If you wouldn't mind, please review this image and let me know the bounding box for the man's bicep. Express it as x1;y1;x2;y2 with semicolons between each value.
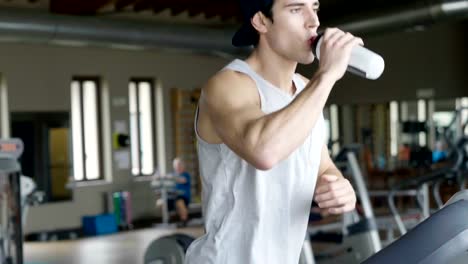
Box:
203;73;264;153
210;106;260;140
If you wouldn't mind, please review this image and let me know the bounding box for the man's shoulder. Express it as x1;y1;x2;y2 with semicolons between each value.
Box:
202;68;258;104
206;68;256;90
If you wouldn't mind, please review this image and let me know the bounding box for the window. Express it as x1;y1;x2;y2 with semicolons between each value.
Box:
329;104;340;156
433;111;454;127
389;101;399;157
129;79;156;176
0;74;9;138
460;97;468;136
71;78;103;181
417;99;427;146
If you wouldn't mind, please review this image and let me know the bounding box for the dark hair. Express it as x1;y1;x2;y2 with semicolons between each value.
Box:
252;1;275;46
262;2;274;20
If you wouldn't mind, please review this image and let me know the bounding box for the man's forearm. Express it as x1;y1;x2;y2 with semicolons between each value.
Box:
320;163;344;179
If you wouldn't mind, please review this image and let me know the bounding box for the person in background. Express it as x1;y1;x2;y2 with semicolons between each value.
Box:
170;157;191;226
432;139;448;163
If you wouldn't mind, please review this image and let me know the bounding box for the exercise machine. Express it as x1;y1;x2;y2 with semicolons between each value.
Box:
0;138;25;264
302;145;381;264
143;233;194;264
364;190;468;263
432;107;468;209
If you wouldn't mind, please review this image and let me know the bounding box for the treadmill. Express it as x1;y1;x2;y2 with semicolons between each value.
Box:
363;190;468;263
302;144;468;264
0;139;24;264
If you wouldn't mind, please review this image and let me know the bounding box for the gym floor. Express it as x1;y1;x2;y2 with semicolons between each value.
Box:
24;227;204;264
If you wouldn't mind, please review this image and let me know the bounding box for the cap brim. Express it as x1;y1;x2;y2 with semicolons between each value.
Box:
232;23;257;47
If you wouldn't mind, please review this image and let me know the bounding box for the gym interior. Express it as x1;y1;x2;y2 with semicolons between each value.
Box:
0;0;467;264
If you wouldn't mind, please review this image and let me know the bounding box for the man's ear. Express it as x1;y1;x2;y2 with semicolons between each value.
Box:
251;11;270;34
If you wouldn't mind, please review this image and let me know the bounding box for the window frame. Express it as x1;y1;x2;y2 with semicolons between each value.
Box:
129;78;157;177
71;76;104;182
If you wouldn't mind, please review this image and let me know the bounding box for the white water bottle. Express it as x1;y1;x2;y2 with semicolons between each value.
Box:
312;34;385;80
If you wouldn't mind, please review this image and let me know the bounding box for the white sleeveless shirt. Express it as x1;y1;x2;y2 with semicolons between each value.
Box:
185;59;326;264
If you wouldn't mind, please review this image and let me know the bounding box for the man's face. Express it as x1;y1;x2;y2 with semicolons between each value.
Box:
263;0;320;64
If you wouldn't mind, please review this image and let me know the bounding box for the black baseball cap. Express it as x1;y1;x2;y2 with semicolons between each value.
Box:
232;0;274;47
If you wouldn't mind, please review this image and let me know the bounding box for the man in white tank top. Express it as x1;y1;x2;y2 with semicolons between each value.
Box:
186;0;363;263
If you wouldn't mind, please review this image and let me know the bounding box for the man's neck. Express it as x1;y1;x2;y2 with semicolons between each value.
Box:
245;48;298;96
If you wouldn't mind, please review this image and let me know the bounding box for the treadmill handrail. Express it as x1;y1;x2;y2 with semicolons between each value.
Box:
388;167;455;235
390;167;454;192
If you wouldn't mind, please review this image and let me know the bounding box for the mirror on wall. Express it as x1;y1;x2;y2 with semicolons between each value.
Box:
323;97;468;171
